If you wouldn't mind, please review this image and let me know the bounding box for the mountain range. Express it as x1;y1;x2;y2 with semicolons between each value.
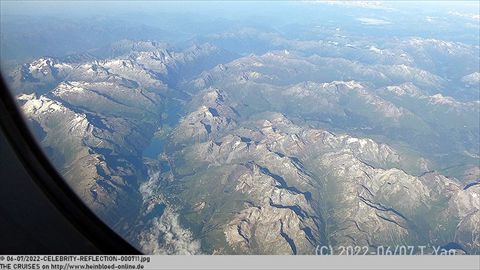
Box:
5;32;479;255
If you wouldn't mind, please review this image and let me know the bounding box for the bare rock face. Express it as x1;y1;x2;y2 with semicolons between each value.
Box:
170;86;479;253
224;163;319;254
318;153;425;247
173;88;237;143
282;81;411;120
225;206;313;254
445;184;480;252
17;93;145;225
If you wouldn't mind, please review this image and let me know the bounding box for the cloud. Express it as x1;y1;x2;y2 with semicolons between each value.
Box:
449;11;480;21
305;1;393;10
357;17;392;25
138;206;202;255
137;168;202;255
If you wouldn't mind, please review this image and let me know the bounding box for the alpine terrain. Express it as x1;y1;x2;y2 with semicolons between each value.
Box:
1;1;479;255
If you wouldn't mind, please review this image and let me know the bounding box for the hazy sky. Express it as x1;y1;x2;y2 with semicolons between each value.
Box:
1;1;479;19
1;0;478;63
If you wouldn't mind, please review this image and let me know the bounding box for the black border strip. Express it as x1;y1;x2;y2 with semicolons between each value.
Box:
0;74;140;254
